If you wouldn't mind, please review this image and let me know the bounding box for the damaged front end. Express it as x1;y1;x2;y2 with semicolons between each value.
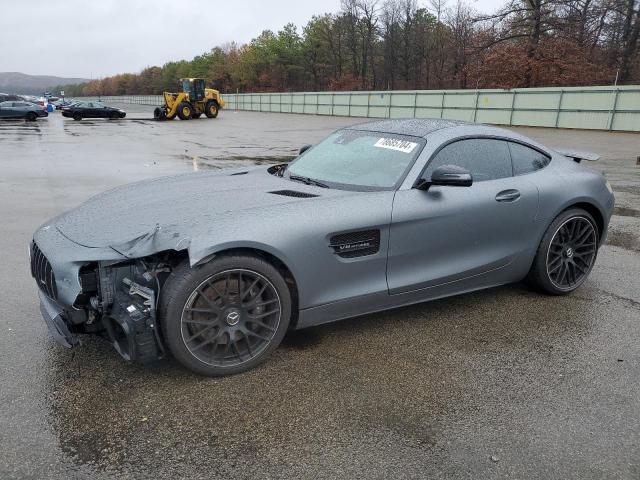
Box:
31;235;180;363
86;258;171;362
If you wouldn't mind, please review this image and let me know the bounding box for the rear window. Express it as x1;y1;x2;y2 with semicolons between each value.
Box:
508;142;551;175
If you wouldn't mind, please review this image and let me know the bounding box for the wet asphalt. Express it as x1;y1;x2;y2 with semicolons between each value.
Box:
1;105;639;479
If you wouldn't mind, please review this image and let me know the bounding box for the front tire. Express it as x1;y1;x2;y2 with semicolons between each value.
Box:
73;113;82;121
159;255;292;376
527;208;598;295
177;102;192;120
153;107;164;120
26;112;37;121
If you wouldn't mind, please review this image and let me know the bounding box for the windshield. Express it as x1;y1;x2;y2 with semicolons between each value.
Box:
286;130;425;190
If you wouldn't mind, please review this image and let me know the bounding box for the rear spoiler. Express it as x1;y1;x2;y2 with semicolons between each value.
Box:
555;148;600;163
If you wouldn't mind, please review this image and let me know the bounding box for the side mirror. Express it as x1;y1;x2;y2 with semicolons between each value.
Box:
299;144;312;155
415;164;473;190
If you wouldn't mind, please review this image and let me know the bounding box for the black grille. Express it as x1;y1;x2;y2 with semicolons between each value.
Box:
330;229;380;258
30;242;58;300
269;190;318;198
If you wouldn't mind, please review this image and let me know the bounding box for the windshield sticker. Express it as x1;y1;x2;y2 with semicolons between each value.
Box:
374;137;418;154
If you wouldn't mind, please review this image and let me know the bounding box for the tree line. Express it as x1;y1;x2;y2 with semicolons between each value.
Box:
53;0;639;96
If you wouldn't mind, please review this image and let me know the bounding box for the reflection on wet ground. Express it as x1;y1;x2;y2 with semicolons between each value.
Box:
41;284;638;478
607;229;640;251
1;105;639;479
614;206;640;218
182;154;296;170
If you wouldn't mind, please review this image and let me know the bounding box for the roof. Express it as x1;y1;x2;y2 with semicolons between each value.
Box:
348;118;469;138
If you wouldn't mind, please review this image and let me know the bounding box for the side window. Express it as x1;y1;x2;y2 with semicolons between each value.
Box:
508;142;550;175
423;138;512;182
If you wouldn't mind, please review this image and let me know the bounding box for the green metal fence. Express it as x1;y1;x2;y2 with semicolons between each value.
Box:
84;85;640;131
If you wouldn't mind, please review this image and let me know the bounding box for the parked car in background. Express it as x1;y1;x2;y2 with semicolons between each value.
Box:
54;99;76;110
61;101;126;120
59;101;80;111
20;95;45;106
0;101;48;121
0;93;26;103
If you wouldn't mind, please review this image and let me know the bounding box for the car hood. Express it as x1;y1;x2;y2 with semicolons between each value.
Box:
52;167;337;253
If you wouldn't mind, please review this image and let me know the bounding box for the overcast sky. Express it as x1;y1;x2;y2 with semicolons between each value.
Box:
2;0;505;79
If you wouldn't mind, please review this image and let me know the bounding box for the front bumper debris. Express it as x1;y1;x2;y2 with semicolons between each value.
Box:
38;290;79;349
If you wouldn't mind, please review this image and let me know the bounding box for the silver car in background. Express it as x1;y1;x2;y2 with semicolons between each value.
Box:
30;119;614;376
0;100;48;121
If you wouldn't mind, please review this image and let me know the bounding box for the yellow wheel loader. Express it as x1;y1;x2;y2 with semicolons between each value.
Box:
153;78;225;121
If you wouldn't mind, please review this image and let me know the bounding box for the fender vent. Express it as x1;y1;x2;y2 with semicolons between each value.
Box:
269;190;318;198
330;230;380;258
229;171;248;176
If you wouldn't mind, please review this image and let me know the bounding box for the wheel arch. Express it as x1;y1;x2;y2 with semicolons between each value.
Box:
524;198;607;279
559;200;606;245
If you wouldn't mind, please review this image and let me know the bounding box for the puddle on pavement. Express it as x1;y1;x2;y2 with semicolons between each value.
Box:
614;185;640;196
613;206;640;218
606;229;640;251
0;122;42;139
40;283;608;477
179;154;295;170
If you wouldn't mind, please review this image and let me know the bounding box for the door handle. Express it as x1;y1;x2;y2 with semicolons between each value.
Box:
495;189;521;202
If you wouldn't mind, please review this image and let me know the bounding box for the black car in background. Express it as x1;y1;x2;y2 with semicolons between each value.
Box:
61;101;126;120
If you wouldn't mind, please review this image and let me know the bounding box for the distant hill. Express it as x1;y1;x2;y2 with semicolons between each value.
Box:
0;72;89;95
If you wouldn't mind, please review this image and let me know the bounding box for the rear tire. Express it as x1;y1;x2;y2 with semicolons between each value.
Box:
177;102;192;120
158;255;292;376
526;208;599;295
204;100;219;118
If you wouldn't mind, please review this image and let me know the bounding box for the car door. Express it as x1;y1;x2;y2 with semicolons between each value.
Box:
10;102;24;118
94;102;107;118
84;102;95;117
386;137;539;294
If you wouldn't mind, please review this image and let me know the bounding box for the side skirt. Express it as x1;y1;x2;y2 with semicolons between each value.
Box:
296;264;522;330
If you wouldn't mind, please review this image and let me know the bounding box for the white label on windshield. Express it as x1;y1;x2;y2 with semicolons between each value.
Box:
374;137;418;154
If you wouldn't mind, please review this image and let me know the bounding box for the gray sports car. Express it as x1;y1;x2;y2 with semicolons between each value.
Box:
31;119;614;376
0;100;48;121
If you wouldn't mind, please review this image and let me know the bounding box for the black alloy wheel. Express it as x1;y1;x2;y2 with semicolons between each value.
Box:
180;269;281;367
527;208;599;295
159;255;292;376
546;216;597;291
